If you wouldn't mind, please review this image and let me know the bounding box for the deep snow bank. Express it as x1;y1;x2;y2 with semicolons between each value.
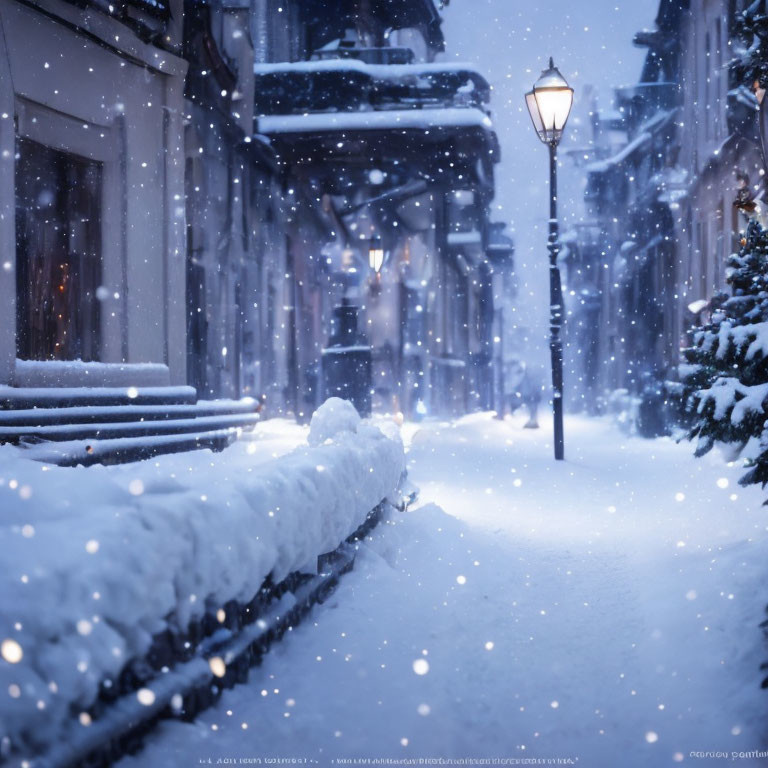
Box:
124;412;768;768
0;399;404;752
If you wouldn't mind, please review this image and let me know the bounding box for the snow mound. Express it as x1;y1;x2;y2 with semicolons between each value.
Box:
308;397;361;447
0;407;404;754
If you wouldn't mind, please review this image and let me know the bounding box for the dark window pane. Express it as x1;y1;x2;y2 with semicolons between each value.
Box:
15;137;102;362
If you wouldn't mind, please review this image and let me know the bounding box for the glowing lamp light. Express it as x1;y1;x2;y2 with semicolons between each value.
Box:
368;236;385;273
525;58;574;146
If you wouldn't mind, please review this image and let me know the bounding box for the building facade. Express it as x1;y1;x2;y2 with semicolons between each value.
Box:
0;0;515;423
182;0;294;407
0;0;188;389
253;22;511;418
565;0;763;415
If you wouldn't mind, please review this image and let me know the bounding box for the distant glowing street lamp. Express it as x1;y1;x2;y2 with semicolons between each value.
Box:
368;235;385;274
525;57;573;461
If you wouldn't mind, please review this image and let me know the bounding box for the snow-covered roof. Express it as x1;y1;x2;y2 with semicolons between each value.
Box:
586;131;652;173
586;110;675;174
620;240;637;253
257;107;493;136
658;186;688;206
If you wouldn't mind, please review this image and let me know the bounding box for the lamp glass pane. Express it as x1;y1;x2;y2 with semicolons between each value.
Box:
525;91;545;139
554;87;574;129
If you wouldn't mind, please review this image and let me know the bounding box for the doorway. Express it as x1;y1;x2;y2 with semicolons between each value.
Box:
15;137;102;362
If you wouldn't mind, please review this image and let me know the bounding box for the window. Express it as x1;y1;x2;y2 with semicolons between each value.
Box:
716;17;723;140
15;138;102;361
705;30;711;142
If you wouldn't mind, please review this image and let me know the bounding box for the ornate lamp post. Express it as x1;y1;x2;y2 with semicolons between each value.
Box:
525;57;573;461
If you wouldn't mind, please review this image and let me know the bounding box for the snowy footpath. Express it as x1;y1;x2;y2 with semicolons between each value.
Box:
120;412;768;768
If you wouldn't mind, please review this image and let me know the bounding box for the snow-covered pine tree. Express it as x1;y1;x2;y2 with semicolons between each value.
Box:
682;218;768;491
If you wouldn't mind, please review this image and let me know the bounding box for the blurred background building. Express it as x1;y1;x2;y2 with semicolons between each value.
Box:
562;0;764;420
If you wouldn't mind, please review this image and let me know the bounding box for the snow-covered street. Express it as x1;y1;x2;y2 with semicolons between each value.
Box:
120;414;768;767
7;0;768;764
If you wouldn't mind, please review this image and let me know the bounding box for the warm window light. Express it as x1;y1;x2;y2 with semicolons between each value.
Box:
525;57;574;145
368;236;385;273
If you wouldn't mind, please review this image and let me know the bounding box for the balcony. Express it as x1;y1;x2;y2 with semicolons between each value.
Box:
253;52;491;117
252;48;497;192
313;44;416;66
76;0;170;21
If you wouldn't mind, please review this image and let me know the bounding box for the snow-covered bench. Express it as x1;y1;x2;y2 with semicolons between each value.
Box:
0;398;406;767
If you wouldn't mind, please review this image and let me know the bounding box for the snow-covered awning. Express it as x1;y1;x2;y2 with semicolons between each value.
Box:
253;59;489;86
586;131;652;174
447;230;483;247
256;101;498;196
253;57;490;118
256;107;493;136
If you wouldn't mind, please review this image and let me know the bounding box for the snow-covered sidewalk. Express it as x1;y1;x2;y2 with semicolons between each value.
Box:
120;412;768;767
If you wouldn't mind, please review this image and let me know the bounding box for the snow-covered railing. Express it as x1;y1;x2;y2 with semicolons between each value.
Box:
252;58;491;117
11;361;173;389
0;399;406;767
257;107;494;137
253;58;489;83
0;387;264;466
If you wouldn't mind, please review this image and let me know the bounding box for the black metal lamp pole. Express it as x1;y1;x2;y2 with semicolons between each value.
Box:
754;83;768;179
548;141;565;460
525;57;573;461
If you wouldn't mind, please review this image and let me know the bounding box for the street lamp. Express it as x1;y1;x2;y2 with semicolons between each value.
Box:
525;57;573;461
368;235;385;273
